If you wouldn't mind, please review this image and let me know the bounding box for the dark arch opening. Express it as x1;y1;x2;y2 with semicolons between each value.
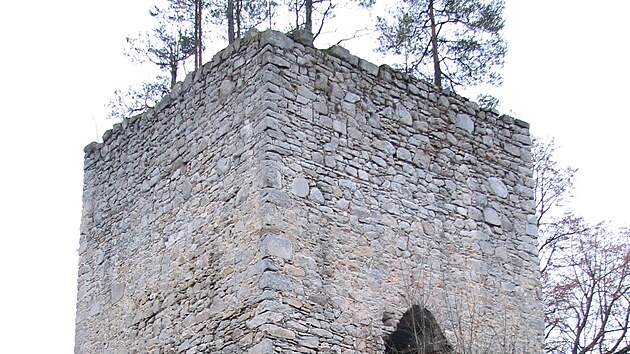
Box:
384;305;453;354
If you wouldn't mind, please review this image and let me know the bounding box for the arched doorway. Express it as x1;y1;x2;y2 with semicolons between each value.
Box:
384;305;453;354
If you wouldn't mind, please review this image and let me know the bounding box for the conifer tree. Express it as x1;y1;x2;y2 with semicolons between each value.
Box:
107;9;195;120
162;0;209;69
377;0;507;89
125;23;196;89
213;0;270;43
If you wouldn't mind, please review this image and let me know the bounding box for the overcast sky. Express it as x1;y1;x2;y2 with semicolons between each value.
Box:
0;0;628;352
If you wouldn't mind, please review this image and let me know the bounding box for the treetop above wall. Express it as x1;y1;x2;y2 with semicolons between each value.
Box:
85;28;526;161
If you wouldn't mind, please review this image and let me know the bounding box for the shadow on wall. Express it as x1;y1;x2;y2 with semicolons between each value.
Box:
384;305;454;354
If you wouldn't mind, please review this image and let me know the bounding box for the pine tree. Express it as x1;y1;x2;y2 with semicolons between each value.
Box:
378;0;507;89
163;0;209;69
213;0;270;44
125;22;196;88
107;8;195;120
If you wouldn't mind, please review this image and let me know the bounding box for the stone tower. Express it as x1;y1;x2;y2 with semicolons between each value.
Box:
76;30;544;353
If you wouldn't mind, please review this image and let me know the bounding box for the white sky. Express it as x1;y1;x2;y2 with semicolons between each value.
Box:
0;0;628;352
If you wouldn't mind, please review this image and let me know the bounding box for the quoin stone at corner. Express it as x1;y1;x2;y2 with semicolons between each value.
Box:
76;29;544;353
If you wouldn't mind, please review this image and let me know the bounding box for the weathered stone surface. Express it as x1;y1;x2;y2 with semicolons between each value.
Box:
246;311;284;329
261;168;282;188
259;272;293;291
180;179;193;199
111;283;124;303
396;103;413;125
77;29;542;354
344;92;361;103
216;157;230;174
260;30;293;49
249;339;273;354
454;113;474;133
309;187;325;205
262;51;290;68
488;177;509;198
299;336;320;348
290;29;313;46
219;80;236;98
359;59;379;76
260;235;293;260
262;324;296;339
236;185;249;204
483;207;502;226
328;45;359;66
396;147;412;161
413;150;431;167
291;176;310;197
527;223;538;237
89;303;100;317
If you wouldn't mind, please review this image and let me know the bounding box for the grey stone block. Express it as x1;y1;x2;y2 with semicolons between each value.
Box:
260;235;293;260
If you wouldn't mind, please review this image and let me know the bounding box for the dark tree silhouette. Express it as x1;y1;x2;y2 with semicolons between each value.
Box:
377;0;506;89
533;139;630;354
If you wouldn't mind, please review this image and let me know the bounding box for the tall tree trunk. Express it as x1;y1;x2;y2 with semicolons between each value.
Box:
268;0;272;28
227;0;235;44
428;0;442;88
305;0;313;32
170;64;177;88
295;0;299;29
236;0;242;39
198;0;203;68
194;0;200;68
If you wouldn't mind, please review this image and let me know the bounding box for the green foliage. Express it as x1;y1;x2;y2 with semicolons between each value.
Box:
377;0;507;89
161;0;211;24
107;4;197;120
476;93;499;110
125;21;196;88
210;0;272;42
157;0;212;69
107;76;170;120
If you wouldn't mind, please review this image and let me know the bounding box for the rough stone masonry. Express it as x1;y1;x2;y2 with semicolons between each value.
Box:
76;29;544;353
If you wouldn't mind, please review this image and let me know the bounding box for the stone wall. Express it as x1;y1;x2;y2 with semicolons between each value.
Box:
77;29;544;353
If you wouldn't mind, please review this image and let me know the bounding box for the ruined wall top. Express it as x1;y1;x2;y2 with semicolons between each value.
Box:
83;29;528;161
77;29;543;353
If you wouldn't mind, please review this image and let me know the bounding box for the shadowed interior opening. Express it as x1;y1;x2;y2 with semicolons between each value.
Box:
384;305;453;354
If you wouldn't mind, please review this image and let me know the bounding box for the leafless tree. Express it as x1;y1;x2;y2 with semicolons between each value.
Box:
544;227;629;354
287;0;374;42
533;138;581;273
534;138;630;354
